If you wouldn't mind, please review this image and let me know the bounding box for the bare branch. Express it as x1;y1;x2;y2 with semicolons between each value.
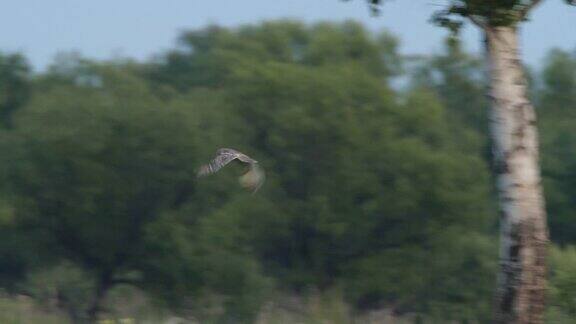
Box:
443;3;489;31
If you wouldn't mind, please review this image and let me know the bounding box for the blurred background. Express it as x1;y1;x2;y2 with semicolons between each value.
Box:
0;1;575;323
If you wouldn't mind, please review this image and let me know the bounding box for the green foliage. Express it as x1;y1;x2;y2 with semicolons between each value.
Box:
140;206;271;323
411;38;487;136
539;49;576;244
8;66;197;272
1;62;269;321
25;262;95;322
540;49;576;117
152;22;496;320
147;20;400;93
547;245;576;321
0;53;31;128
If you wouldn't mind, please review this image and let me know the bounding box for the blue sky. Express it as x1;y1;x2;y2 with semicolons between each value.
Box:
1;0;574;71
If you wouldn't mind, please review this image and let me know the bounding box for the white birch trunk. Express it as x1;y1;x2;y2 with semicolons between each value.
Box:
485;26;549;324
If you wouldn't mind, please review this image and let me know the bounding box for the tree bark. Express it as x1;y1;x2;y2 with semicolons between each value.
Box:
485;26;549;324
86;272;113;324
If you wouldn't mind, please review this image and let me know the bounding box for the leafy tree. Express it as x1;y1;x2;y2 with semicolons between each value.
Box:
149;21;495;320
3;62;270;322
25;261;95;322
147;20;400;93
7;67;195;321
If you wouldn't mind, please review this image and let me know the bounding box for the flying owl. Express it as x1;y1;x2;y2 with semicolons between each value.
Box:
197;148;265;193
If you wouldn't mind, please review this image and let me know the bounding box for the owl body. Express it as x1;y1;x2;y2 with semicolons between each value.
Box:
198;148;265;193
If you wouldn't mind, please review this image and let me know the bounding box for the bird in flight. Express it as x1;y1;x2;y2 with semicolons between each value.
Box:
197;148;265;193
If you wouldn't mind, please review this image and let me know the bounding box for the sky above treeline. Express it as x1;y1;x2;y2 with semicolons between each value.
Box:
1;0;574;71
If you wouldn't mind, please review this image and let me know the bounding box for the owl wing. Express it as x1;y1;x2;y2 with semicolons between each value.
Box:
197;150;240;177
197;148;257;177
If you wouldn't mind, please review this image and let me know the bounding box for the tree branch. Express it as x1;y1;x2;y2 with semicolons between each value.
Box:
520;0;544;20
467;14;489;31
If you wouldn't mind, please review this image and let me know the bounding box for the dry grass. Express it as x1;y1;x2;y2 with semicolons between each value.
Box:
0;289;469;324
0;293;68;324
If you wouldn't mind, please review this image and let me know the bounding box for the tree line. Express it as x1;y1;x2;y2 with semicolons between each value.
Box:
0;20;575;323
